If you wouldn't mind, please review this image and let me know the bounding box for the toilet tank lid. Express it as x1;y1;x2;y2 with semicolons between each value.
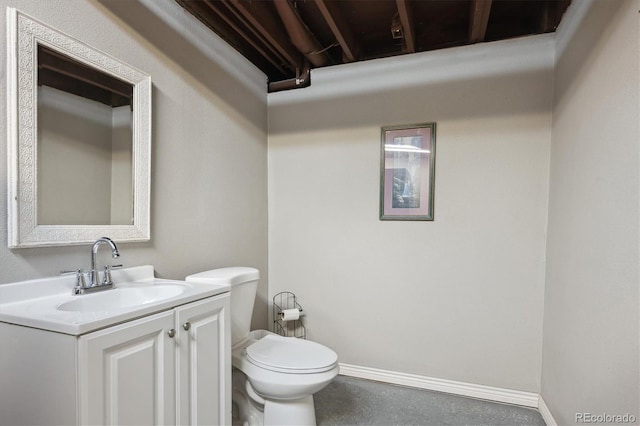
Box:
186;267;259;285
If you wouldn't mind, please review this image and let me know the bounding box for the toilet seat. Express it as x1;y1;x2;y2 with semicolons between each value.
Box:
246;335;338;374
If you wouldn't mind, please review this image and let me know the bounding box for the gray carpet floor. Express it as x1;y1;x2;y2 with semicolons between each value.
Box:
314;376;546;426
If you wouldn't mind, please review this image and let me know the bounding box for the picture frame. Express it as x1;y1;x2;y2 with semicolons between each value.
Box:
380;123;436;221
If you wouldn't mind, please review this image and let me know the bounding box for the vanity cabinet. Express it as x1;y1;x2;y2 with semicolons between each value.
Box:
0;293;230;426
80;310;176;424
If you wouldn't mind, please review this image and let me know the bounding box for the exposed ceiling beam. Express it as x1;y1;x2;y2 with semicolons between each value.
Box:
314;0;359;62
175;0;287;78
395;0;415;53
227;0;303;73
468;0;492;44
174;0;572;89
38;45;133;103
202;1;287;74
538;0;569;32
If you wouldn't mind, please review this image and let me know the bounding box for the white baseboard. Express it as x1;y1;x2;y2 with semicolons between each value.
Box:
338;363;540;408
538;396;558;426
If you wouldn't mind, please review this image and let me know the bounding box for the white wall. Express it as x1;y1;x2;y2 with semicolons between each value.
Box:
111;105;133;225
0;0;270;329
38;88;133;226
542;0;640;423
268;35;554;392
37;86;114;225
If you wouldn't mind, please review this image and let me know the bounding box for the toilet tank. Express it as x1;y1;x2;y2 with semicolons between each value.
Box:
185;267;260;346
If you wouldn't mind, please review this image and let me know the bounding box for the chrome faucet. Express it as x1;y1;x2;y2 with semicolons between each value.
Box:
89;237;120;286
62;237;122;295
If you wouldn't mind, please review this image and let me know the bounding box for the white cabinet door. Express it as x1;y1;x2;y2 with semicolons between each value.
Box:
175;295;230;426
78;310;176;426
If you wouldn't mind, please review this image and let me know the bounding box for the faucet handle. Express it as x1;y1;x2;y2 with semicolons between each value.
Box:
61;268;85;279
61;269;87;294
102;264;123;285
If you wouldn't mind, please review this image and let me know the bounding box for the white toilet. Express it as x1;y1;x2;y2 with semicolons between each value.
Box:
186;267;339;426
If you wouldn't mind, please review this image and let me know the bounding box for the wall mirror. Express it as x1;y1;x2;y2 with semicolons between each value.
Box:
7;8;151;248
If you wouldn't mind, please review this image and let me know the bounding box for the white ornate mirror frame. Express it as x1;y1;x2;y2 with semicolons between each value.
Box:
6;8;151;248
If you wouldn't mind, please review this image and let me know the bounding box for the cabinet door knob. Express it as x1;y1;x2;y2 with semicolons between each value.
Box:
183;322;191;331
167;328;176;338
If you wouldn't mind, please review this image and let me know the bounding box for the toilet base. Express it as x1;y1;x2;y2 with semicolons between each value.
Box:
264;395;316;426
233;370;317;426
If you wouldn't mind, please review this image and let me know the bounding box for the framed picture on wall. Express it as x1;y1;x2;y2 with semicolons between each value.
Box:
380;123;436;221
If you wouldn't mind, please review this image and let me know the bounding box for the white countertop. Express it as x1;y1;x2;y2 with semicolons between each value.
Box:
0;265;229;335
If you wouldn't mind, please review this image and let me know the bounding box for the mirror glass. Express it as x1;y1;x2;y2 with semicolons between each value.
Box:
37;45;134;226
7;9;151;247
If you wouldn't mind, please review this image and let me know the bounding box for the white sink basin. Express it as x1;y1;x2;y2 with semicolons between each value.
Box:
0;265;230;335
57;285;186;312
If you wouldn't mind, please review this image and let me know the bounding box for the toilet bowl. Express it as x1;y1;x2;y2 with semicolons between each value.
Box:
186;267;339;426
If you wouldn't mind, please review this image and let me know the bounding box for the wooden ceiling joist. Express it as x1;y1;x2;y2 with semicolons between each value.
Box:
174;0;571;88
396;0;416;53
202;1;287;74
38;45;132;107
227;0;303;72
538;0;570;32
468;0;493;44
314;0;359;62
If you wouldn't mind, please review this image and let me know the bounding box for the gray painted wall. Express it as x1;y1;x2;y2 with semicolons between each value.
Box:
110;105;134;225
0;0;270;329
543;0;639;423
268;35;554;393
37;87;115;225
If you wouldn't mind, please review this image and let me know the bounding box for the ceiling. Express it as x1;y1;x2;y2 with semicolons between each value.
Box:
175;0;572;92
